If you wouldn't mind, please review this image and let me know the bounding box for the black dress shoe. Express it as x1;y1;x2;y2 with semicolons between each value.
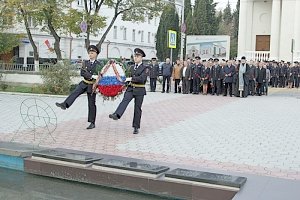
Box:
109;113;119;120
133;128;139;134
55;102;66;110
87;122;95;129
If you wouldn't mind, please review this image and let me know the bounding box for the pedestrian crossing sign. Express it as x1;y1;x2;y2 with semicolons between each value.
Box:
168;30;177;49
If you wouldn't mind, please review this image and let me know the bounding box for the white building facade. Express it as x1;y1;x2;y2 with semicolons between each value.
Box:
238;0;300;62
12;1;161;64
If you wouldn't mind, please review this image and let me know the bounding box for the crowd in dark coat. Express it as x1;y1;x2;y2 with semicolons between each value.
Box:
147;57;300;97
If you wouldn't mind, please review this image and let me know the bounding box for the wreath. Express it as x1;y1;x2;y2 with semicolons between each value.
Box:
97;61;126;100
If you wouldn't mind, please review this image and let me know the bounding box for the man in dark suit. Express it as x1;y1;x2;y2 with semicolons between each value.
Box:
192;56;202;94
248;60;257;96
109;48;148;134
210;58;222;96
55;45;100;129
222;60;235;97
149;57;159;92
256;62;266;96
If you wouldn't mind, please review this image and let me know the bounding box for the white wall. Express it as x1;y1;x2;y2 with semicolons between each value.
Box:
251;1;272;49
279;0;296;61
238;0;300;61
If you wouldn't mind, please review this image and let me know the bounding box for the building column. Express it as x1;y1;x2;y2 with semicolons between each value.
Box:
269;0;281;61
294;0;300;61
237;0;248;58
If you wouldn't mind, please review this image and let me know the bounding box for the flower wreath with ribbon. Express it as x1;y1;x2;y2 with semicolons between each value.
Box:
97;60;126;100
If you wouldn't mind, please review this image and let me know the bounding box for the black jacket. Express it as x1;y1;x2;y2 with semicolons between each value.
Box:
127;63;148;96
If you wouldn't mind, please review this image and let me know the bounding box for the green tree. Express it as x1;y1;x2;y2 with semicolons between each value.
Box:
156;4;180;62
193;0;207;35
233;0;240;38
0;2;21;56
205;0;218;35
184;0;192;20
218;2;232;36
231;0;240;58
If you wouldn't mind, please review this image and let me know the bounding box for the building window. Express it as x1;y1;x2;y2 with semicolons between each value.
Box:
148;32;151;43
132;29;136;42
28;16;36;28
77;0;83;6
148;17;151;24
141;31;144;42
123;27;127;40
154;17;157;26
113;26;117;39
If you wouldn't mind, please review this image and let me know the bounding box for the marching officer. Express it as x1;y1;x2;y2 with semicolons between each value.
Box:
55;45;100;129
109;48;148;134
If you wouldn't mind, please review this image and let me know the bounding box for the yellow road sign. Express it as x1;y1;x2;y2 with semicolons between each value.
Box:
168;30;177;49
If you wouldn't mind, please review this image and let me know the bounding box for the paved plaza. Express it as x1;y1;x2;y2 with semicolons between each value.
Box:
0;88;300;181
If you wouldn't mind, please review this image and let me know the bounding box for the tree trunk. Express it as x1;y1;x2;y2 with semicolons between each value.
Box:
96;15;118;51
46;13;62;60
20;7;39;69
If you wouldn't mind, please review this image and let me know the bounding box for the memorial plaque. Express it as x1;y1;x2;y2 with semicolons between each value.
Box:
165;168;247;188
0;141;42;157
94;159;169;174
32;149;102;164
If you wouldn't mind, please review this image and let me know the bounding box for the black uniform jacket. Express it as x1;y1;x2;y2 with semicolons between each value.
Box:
127;63;148;96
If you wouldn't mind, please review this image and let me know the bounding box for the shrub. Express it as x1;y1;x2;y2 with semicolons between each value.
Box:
40;61;77;95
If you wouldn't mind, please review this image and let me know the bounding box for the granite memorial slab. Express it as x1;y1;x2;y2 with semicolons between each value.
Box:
0;141;42;157
93;158;169;175
31;149;102;164
165;168;247;188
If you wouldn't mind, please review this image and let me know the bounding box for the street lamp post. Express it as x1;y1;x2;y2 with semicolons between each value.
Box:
180;0;185;60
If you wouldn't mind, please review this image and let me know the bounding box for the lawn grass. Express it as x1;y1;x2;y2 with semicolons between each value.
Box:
0;84;44;94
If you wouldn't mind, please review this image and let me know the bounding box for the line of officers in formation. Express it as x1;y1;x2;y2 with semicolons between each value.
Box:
147;56;300;97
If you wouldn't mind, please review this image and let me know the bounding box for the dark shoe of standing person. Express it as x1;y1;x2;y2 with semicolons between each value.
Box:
133;127;139;134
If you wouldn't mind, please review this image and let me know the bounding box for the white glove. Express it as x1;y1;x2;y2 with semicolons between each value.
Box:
125;77;132;82
92;75;98;79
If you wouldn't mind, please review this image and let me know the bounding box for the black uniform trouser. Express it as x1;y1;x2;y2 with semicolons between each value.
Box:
224;82;232;96
212;80;222;95
256;83;263;95
64;82;96;123
115;90;144;129
189;79;193;93
162;76;170;92
174;79;181;93
279;76;286;87
248;80;256;95
271;77;278;87
193;77;200;94
294;76;299;88
150;78;157;92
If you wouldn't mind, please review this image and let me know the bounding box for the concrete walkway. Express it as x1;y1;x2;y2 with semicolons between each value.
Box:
0;87;300;181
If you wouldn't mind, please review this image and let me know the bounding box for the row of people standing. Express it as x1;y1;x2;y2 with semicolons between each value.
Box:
267;61;300;89
148;56;273;97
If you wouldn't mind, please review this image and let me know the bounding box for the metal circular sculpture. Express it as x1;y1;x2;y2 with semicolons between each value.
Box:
20;98;57;132
12;97;57;144
97;60;126;100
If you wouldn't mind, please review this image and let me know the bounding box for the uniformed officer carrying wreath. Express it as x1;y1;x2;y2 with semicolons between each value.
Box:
109;48;148;134
55;45;100;130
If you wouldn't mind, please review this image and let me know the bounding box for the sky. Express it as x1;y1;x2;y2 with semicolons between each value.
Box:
214;0;239;10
